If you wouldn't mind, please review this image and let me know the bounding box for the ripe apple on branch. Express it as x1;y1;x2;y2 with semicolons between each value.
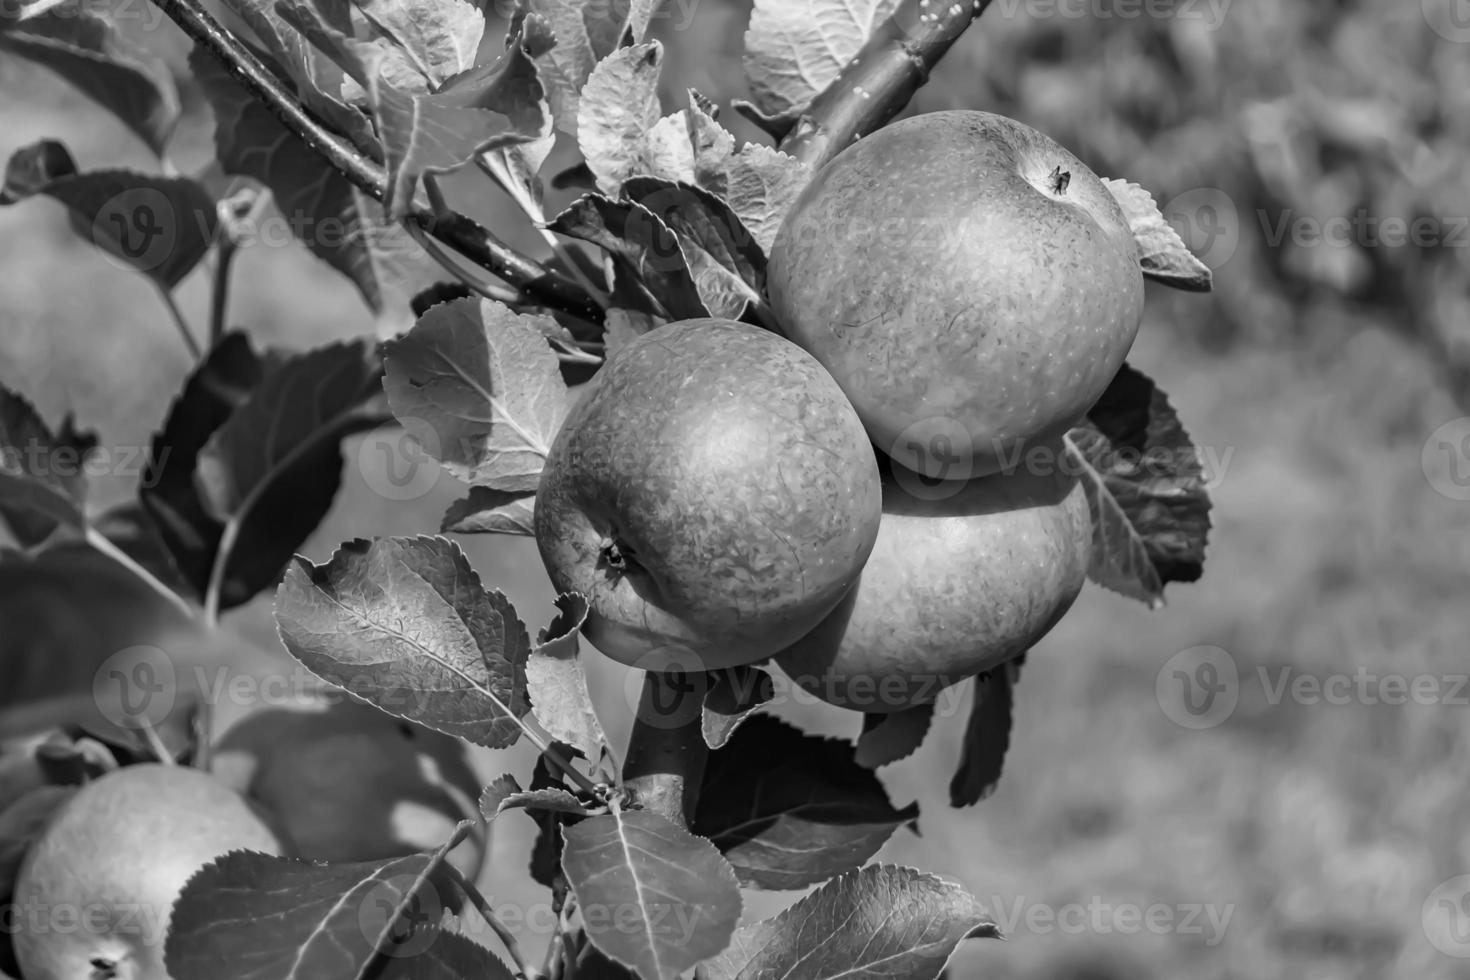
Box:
0;0;1214;977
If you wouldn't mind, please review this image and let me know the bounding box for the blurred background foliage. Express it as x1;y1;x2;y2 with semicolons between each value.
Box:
3;0;1470;979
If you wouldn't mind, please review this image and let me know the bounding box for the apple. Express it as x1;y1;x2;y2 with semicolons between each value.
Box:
774;452;1091;711
210;695;485;884
535;318;882;671
768;110;1144;478
11;764;281;980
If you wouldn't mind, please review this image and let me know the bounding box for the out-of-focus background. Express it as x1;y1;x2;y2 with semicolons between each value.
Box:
3;0;1470;978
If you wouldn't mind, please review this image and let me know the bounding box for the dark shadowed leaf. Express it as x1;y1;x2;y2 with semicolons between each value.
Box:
274;535;532;747
165;841;495;980
740;0;901;135
949;657;1023;807
723;145;812;253
526;593;607;762
0;139;215;288
1066;363;1212;606
141;332;273;607
442;486;536;535
621;177;765;319
383;298;570;492
576;42;664;194
1102;178;1213;292
692;715;918;890
856;701;935;770
0;1;179;155
481;775;602;819
528;744;583;889
192;339;382;602
697;864;1000;980
192;50;440;321
0;385;96;546
562;808;741;980
702;666;773;750
549;195;707;321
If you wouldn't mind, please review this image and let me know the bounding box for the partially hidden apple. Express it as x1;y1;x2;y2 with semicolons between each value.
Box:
774;451;1092;711
12;764;282;980
210;694;485;885
768;110;1144;478
535;318;882;671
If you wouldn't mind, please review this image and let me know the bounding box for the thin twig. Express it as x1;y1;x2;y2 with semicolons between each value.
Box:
404;222;525;306
779;0;995;170
148;0;603;323
84;526;196;620
138;718;176;765
154;283;201;360
209;237;237;346
440;862;532;978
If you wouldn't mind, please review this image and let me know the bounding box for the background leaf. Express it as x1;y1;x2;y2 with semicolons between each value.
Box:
948;658;1022;807
0;139;216;288
274;535;532;748
525;593;607;762
1066;363;1213;606
383;298;570;492
0;0;179;155
692;716;918;890
697;864;999;980
855;702;935;770
562;808;742;980
0;385;96;546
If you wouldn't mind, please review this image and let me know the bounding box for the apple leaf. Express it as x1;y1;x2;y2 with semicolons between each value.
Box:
141;332;274;606
528;743;585;889
526;593;608;763
383;298;570;492
603;307;663;359
373;931;518;980
166;839;498;980
144;337;381;611
949;656;1023;807
442;486;537;535
192;50;440;323
522;0;658;135
696;864;1001;980
855;702;935;770
576;42;665;195
686;90;735;195
739;0;902;138
349;0;486;87
366;15;556;218
481;775;602;819
274;535;533;749
0;386;97;547
548;195;708;321
621;176;765;320
1066;363;1212;606
702;666;774;750
692;715;918;890
192;338;382;596
723;144;812;253
562;808;742;980
0;1;179;156
1102;178;1213;292
0;139;216;288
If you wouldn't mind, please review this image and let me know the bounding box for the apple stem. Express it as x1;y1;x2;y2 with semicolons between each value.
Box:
622;671;708;827
1050;166;1072;195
